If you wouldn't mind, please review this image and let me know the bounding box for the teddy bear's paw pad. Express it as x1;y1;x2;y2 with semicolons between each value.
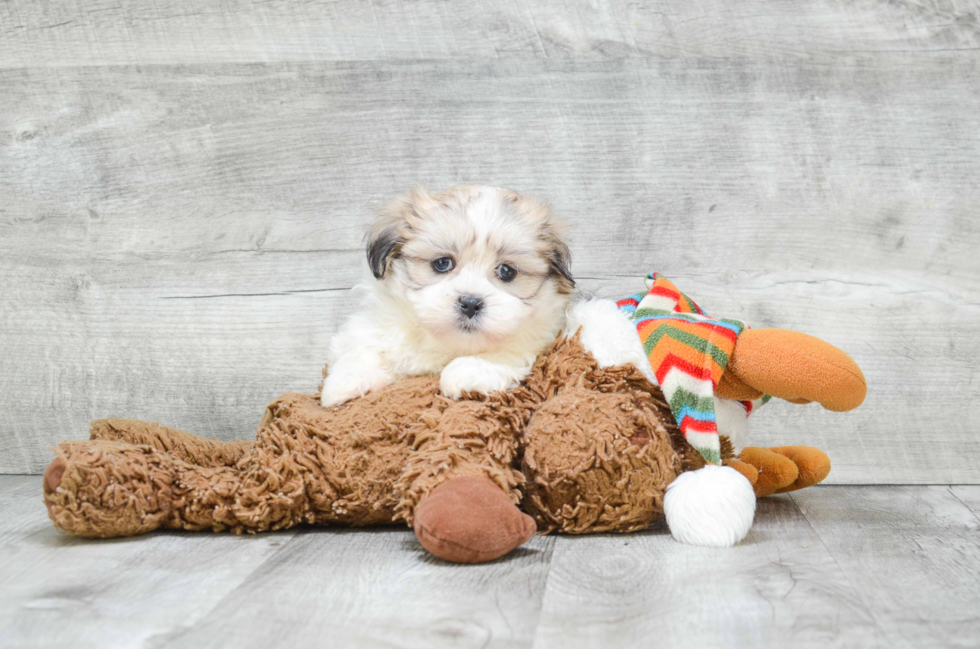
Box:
42;457;67;521
664;465;756;547
413;475;536;563
43;457;66;495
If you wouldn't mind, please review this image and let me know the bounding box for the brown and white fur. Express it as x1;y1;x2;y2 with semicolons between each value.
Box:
321;185;575;407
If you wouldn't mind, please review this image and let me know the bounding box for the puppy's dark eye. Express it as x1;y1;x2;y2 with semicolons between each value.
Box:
432;257;455;273
496;264;517;282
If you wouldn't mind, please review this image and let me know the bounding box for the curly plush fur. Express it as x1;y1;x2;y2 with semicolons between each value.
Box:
43;315;852;561
44;334;717;539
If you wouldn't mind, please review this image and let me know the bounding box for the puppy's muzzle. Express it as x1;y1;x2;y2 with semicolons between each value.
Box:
457;296;485;319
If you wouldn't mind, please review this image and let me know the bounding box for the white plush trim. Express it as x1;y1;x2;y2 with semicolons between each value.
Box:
664;465;756;547
565;299;657;385
714;397;751;454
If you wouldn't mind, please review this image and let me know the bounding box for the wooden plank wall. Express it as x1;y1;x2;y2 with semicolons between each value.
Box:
1;1;978;479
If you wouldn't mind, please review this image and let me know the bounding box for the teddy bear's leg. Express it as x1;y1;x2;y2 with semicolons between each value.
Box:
43;442;167;537
44;440;241;537
718;328;867;411
395;399;535;563
88;418;253;467
43;437;303;538
522;386;682;535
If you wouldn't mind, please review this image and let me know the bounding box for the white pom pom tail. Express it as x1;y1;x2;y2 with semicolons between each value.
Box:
664;465;756;547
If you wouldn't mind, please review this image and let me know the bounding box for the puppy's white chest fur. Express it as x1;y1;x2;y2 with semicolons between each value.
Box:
320;185;573;408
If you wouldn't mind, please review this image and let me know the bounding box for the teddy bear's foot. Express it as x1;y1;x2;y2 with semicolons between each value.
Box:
413;476;537;563
43;441;179;537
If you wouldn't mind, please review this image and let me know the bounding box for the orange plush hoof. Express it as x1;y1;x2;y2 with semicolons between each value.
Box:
725;328;867;412
739;447;799;497
769;446;831;493
723;459;759;487
738;446;832;497
413;476;537;564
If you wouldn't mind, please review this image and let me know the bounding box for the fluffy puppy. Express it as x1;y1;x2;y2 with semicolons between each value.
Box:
321;185;574;407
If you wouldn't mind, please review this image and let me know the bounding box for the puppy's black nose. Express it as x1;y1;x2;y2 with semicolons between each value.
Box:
458;296;484;319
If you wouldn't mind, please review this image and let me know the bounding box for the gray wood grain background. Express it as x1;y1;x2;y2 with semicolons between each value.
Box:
1;1;978;480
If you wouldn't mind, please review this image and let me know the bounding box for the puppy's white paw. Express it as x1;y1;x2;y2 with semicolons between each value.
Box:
439;356;518;399
321;364;394;408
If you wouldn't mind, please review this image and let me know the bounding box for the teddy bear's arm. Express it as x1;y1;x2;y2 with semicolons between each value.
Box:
394;398;536;563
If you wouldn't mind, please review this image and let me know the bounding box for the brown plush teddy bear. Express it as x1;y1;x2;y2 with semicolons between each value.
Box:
42;290;865;563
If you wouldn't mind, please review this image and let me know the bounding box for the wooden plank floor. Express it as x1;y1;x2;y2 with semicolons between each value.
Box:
3;476;979;648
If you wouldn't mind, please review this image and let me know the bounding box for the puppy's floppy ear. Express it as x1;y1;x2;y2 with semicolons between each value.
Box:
546;234;575;292
367;228;404;279
367;188;433;279
512;191;576;293
367;224;402;279
535;202;574;292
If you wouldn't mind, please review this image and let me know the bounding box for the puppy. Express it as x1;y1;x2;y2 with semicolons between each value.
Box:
321;185;574;407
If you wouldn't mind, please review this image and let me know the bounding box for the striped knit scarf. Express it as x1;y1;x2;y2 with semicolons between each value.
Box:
617;272;768;466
